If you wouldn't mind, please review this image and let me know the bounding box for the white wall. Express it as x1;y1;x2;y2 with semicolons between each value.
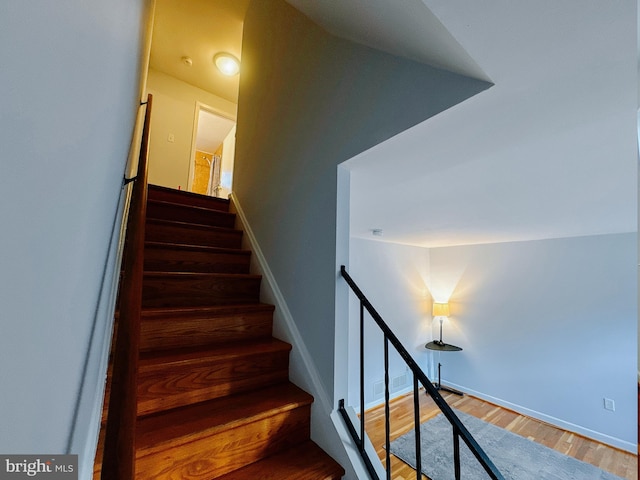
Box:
0;0;148;472
146;68;237;189
428;233;637;450
237;0;490;405
219;124;236;198
236;2;490;477
349;233;637;450
347;238;431;408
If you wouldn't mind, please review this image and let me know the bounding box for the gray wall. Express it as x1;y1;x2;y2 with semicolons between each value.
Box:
235;0;490;399
0;0;147;469
349;233;637;449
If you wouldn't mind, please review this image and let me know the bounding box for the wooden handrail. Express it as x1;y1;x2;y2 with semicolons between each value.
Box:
101;94;152;480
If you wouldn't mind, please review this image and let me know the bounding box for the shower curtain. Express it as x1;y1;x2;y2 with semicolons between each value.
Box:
206;154;221;197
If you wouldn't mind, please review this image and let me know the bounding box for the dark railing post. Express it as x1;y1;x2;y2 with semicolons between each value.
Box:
359;300;365;454
454;431;461;480
337;400;380;480
413;375;422;480
383;336;391;480
339;265;505;480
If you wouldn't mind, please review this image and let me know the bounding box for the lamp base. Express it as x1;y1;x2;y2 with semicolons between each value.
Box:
433;361;464;396
432;382;464;396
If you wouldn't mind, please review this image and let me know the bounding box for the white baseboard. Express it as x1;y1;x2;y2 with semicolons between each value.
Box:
229;193;332;413
443;380;637;453
229;194;372;479
352;385;415;414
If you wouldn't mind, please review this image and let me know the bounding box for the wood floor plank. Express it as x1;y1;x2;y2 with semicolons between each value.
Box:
364;390;637;480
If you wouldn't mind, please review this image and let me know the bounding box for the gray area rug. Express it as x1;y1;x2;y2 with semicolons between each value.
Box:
389;409;625;480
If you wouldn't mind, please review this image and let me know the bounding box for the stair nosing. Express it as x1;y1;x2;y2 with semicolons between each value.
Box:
144;241;251;256
146;217;242;234
148;184;230;205
140;303;275;317
139;338;292;366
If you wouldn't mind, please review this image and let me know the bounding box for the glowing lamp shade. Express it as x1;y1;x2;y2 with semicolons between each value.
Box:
214;53;240;76
432;302;450;346
432;302;450;317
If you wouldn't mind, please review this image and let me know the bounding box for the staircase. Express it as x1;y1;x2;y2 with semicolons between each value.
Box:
96;184;344;479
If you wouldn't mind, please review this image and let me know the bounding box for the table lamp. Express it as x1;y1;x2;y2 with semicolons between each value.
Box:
432;302;450;346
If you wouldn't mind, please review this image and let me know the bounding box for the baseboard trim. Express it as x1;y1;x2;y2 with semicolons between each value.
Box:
444;381;637;453
353;385;415;414
229;193;332;414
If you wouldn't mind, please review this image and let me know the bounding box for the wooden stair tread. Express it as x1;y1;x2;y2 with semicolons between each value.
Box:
147;198;234;217
148;184;230;210
145;218;243;249
136;383;313;454
146;199;236;229
139;338;291;364
216;441;345;480
99;185;344;479
144;271;261;279
142;272;262;308
137;339;292;415
145;217;240;234
139;304;275;352
145;241;251;256
141;303;275;318
143;241;252;274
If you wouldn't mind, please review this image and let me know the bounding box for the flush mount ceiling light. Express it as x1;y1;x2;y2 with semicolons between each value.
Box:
214;52;240;76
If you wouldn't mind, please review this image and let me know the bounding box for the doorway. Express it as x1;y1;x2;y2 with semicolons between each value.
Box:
188;102;236;198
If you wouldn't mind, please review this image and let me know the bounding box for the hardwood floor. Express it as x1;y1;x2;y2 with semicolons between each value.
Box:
364;390;637;480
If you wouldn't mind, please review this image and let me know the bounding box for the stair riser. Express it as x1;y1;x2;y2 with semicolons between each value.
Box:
136;405;311;479
142;275;261;308
148;185;230;212
140;311;274;351
145;222;242;249
137;351;290;415
144;247;251;274
147;201;236;229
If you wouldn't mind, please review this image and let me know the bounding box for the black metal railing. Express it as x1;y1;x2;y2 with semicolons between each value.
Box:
338;265;504;480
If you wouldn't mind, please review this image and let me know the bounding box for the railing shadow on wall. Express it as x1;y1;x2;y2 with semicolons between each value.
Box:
338;265;504;480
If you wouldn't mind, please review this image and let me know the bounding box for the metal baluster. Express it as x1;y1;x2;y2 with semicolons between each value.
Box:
339;266;504;480
414;375;422;480
360;300;365;452
454;430;461;480
384;336;391;480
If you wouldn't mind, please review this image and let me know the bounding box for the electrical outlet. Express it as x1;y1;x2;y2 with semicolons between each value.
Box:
167;133;175;143
603;398;615;412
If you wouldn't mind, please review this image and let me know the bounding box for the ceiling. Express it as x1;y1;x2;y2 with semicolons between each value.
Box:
306;0;637;248
286;0;490;82
149;0;249;104
150;0;637;249
195;109;235;153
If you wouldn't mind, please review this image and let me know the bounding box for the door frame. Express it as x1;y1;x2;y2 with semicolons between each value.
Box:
187;101;236;192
